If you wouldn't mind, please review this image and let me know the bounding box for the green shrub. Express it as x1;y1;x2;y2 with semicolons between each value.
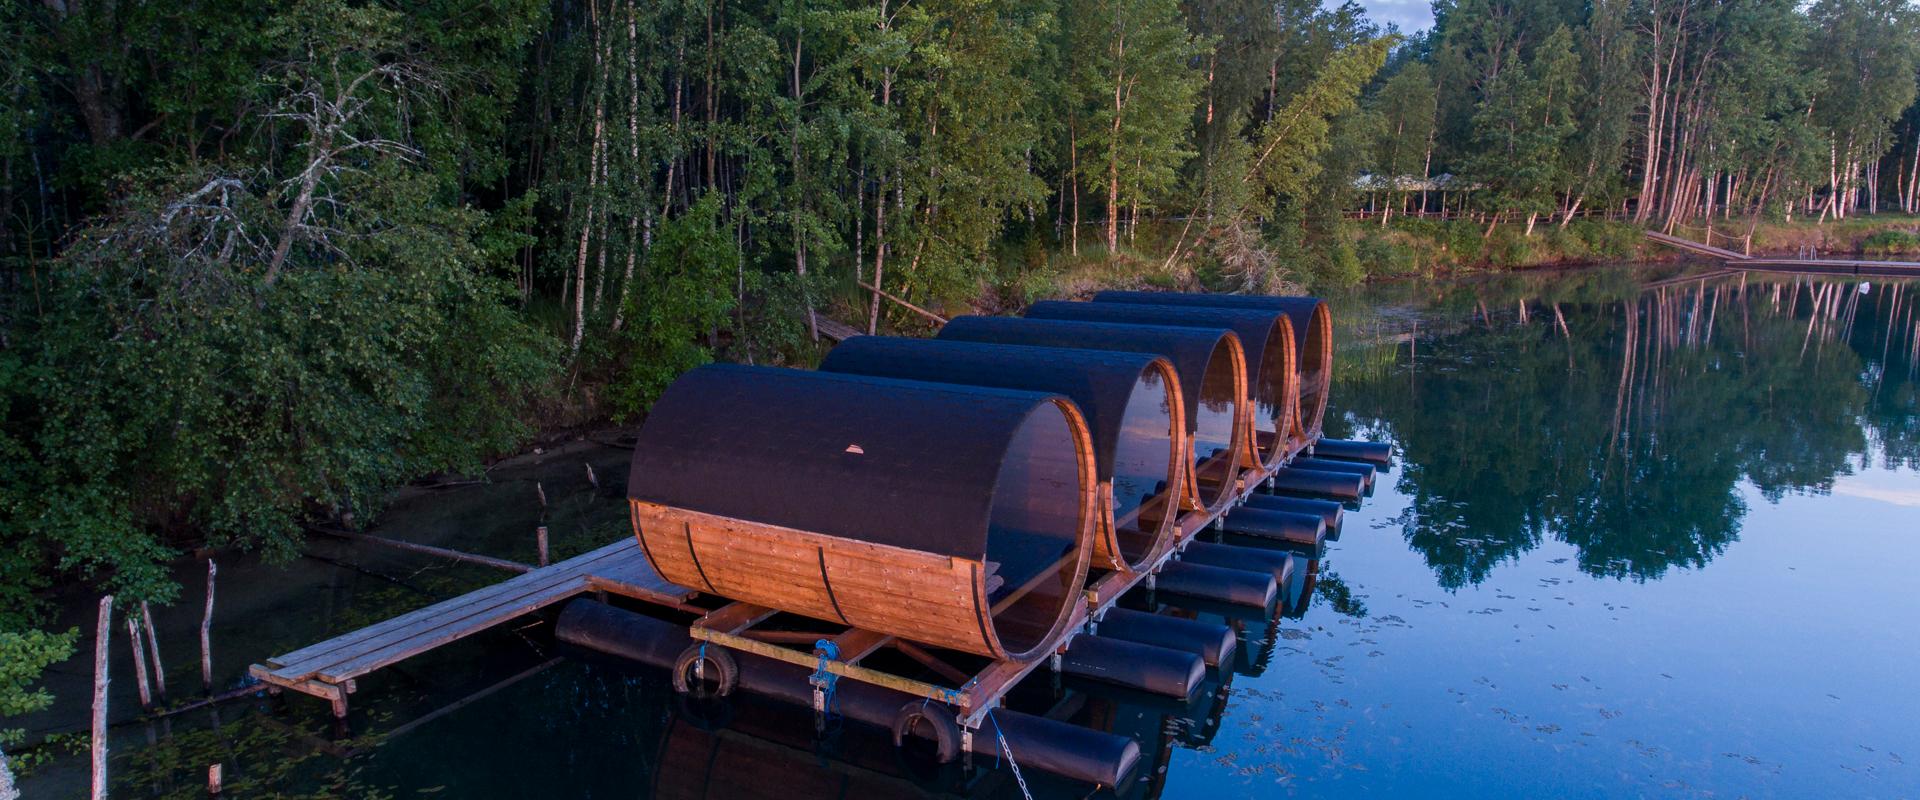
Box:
1570;220;1642;260
1445;220;1487;264
1354;231;1420;277
610;193;738;417
1862;230;1920;255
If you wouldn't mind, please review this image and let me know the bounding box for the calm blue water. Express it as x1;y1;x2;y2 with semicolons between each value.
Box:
22;265;1919;798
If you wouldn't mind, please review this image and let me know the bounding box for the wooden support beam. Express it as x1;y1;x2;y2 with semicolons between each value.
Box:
310;527;533;573
693;602;778;636
857;281;948;325
828;629;892;664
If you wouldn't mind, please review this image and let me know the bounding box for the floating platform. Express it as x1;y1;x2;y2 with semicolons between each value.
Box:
256;290;1401;788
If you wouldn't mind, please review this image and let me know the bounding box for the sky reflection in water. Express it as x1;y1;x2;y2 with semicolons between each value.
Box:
1174;267;1920;798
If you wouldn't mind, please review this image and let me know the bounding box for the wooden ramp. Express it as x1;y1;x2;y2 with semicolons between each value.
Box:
1644;230;1751;261
252;538;690;717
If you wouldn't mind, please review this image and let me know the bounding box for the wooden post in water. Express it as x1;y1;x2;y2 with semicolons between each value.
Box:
536;526;550;567
201;560;217;692
141;602;166;701
207;763;223;795
91;595;112;800
127;616;154;710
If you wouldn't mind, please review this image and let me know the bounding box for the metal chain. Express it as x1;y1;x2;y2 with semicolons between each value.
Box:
988;711;1033;800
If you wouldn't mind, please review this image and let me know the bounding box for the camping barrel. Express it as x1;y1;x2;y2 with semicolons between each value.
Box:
819;336;1184;573
627;364;1097;662
937;316;1248;513
1025;300;1298;470
1092;291;1333;443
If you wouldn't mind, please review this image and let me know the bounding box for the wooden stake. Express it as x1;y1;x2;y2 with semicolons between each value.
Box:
92;595;112;800
536;526;550;567
141;602;166;701
201;560;217;692
536;482;547;508
207;763;223;795
128;617;154;710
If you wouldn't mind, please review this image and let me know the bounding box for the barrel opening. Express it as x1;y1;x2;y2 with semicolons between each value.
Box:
1247;318;1296;469
982;399;1094;658
1190;337;1242;508
1295;303;1333;441
1107;360;1183;567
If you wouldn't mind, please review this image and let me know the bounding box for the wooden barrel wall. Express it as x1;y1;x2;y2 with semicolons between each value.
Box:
819;336;1186;573
627;365;1097;661
1025;300;1298;471
936;316;1248;513
1093;292;1334;446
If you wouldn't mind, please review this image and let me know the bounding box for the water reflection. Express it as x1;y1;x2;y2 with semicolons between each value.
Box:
1331;270;1920;588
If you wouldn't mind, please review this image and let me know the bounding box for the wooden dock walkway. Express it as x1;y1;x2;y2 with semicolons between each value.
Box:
1644;230;1751;261
1643;229;1920;276
252;538;692;717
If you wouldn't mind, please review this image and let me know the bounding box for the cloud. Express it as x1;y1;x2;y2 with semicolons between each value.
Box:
1334;0;1435;33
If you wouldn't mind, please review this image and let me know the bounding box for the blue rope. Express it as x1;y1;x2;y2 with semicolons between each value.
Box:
812;639;841;720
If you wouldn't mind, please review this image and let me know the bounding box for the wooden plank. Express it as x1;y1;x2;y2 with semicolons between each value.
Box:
693;602;778;635
829;629;892;664
314;578;590;683
692;627;968;706
270;560;593;678
271;539;634;668
270;541;637;679
956;655;1052;727
584;550;695;605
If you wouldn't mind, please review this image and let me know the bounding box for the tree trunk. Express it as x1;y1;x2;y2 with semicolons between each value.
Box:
613;0;642;333
570;1;608;357
790;29;818;342
1107;31;1125;257
867;33;893;336
1069;119;1080;257
91;596;112;800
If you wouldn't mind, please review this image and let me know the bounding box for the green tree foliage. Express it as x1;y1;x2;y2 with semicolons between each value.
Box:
610;192;737;416
1465;25;1579;234
1066;0;1207;254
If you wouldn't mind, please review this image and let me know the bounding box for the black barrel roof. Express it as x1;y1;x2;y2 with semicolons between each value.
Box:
1025;300;1291;385
819;336;1175;481
1090;291;1328;363
937;316;1240;435
627;364;1079;560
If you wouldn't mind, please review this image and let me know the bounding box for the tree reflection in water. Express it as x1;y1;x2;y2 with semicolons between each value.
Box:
1329;269;1920;588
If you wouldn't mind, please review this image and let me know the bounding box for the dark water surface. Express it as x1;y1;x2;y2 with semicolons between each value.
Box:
18;265;1919;798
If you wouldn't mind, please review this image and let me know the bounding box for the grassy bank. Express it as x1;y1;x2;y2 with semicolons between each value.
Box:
866;213;1920;333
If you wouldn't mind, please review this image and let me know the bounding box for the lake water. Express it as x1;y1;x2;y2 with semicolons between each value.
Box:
18;264;1920;798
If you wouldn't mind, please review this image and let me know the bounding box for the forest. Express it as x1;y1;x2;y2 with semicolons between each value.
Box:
2;0;1919;751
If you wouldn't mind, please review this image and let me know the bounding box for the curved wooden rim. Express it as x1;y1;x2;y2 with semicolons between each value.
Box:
1105;357;1189;573
976;396;1100;662
1294;303;1334;444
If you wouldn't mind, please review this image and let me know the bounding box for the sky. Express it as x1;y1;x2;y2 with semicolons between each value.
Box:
1347;0;1434;33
